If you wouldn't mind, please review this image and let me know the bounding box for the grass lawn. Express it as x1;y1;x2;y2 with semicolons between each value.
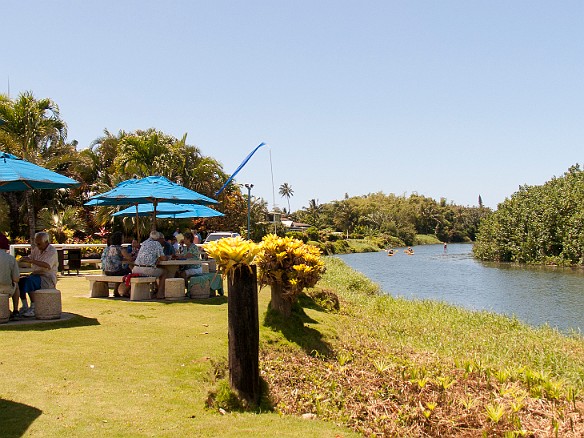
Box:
0;271;356;437
2;259;583;437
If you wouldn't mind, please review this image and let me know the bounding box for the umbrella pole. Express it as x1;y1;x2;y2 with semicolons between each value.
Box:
135;204;140;242
152;201;158;231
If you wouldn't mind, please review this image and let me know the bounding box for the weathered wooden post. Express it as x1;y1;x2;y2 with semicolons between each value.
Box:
227;264;260;406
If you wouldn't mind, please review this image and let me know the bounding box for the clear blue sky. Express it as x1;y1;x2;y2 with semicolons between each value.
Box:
3;1;583;212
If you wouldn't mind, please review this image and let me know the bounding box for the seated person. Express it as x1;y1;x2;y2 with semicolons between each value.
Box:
0;233;21;320
176;232;203;283
101;231;133;297
129;239;140;258
18;231;58;317
131;230;168;299
161;235;175;257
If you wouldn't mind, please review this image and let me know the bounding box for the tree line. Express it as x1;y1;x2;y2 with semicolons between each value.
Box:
289;192;490;247
1;91;489;246
473;164;584;266
0;92;249;242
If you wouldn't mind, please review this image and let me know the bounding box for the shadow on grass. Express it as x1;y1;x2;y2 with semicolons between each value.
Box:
0;314;100;332
263;301;333;358
154;296;228;306
0;398;42;438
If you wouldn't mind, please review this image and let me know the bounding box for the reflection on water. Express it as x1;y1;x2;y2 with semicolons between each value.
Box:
337;244;584;333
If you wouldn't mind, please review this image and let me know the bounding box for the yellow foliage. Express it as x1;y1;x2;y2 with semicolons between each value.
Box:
255;234;325;299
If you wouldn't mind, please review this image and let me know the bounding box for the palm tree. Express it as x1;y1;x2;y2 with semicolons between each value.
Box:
279;183;294;214
114;129;172;177
0;91;67;241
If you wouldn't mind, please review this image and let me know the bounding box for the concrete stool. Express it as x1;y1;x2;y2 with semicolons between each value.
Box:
0;293;10;323
189;277;211;299
34;289;62;320
165;278;186;301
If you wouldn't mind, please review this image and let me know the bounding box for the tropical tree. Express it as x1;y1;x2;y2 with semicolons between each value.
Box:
0;92;69;241
474;164;584;265
279;183;294;214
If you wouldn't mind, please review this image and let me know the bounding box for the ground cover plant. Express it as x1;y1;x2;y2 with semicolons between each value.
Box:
1;260;582;437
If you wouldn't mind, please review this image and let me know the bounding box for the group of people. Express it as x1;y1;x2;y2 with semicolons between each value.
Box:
0;231;59;320
0;227;205;321
101;229;203;299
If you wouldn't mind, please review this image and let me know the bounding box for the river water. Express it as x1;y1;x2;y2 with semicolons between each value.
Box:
337;244;584;333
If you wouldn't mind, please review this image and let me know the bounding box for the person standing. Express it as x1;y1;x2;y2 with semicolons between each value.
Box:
18;232;58;317
0;233;21;320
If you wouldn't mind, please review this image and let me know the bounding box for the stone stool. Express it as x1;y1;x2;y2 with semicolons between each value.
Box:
188;276;211;299
0;293;10;323
165;278;186;301
34;289;62;320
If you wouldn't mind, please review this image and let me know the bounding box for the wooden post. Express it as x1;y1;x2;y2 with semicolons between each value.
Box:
228;264;260;406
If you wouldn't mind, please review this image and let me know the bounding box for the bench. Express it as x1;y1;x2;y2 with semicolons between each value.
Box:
86;275;158;301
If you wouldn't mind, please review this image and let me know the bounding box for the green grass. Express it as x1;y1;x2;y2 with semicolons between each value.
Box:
0;273;357;437
414;234;443;245
2;261;583;437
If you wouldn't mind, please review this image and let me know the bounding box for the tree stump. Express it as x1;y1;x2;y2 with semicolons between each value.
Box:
228;265;260;406
270;282;292;317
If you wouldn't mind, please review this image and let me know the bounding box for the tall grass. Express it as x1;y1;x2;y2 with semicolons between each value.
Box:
263;257;584;436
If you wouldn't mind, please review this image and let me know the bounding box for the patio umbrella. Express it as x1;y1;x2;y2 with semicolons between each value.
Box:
86;176;217;206
112;202;224;218
0;151;80;192
86;176;218;236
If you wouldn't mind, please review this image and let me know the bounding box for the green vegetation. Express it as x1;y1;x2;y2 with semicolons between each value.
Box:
1;92;489;246
294;193;490;246
2;262;582;436
0;273;356;438
474;165;584;266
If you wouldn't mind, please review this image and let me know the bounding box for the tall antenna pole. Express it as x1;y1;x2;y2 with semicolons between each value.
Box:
269;147;276;210
269;147;277;234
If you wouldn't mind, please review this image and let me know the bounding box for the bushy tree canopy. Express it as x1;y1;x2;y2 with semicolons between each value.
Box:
473;165;584;265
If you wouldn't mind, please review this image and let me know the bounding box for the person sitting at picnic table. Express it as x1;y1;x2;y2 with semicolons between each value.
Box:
101;231;133;297
161;234;176;257
18;231;58;317
132;230;168;299
176;231;203;284
0;232;21;320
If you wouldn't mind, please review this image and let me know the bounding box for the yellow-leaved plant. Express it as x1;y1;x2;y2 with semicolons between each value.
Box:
255;234;326;316
203;237;259;281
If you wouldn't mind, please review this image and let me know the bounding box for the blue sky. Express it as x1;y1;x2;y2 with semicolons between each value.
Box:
3;1;582;212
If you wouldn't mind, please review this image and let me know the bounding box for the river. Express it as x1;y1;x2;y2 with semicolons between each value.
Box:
336;243;584;333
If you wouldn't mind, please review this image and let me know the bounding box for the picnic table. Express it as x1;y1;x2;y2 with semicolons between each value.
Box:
157;259;202;277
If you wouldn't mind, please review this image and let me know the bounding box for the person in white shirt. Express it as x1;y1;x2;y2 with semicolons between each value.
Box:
18;232;58;317
0;232;21;320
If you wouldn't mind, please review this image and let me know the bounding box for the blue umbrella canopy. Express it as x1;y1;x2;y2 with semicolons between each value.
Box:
0;151;80;192
85;176;217;206
112;202;224;218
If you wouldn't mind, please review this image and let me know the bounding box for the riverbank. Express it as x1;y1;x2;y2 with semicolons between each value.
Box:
1;264;582;436
260;257;584;436
315;234;445;255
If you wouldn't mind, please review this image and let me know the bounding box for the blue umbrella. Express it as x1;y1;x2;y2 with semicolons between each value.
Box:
86;176;219;235
0;151;80;192
112;202;224;218
86;176;217;206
